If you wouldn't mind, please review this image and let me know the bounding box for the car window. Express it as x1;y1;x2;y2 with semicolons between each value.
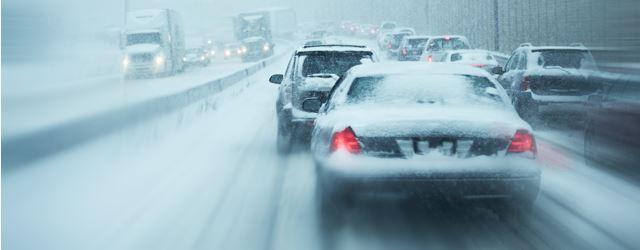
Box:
427;38;469;51
295;52;373;78
532;49;596;69
623;81;640;101
517;52;527;70
505;53;520;71
284;54;296;80
606;80;628;100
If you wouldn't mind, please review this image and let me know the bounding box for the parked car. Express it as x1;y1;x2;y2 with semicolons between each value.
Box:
182;48;210;67
442;49;501;74
269;45;378;154
584;76;640;179
306;62;541;224
397;35;430;61
420;35;471;62
495;43;600;119
386;28;416;59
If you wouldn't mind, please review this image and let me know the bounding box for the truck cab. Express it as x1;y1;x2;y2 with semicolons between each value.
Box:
122;9;184;78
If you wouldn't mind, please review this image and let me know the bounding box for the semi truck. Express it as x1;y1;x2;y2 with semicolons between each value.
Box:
122;9;185;78
232;8;296;62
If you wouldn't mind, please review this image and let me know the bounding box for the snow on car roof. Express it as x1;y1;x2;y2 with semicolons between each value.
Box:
348;62;492;78
297;45;373;53
429;35;467;40
447;49;493;54
242;36;265;43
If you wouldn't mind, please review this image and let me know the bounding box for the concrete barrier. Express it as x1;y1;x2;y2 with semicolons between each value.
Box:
2;49;291;170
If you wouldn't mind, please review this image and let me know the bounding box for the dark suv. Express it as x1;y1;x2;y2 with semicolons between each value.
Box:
269;45;377;154
496;43;601;119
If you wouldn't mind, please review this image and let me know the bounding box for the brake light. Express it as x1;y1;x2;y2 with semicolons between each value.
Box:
508;129;536;153
471;64;486;68
331;127;361;154
521;76;531;91
387;43;392;49
427;55;433;62
402;48;408;55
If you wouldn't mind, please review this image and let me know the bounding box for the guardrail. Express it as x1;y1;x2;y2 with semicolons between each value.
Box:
2;50;291;171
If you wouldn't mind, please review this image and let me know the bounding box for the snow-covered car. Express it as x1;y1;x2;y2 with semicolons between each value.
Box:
269;44;378;154
420;35;471;62
442;49;501;74
397;35;430;61
496;43;600;119
306;62;541;223
385;28;416;59
182;48;210;67
376;21;398;50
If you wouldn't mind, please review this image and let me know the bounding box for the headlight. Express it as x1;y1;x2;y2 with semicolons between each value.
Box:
263;44;270;51
183;57;187;62
241;47;248;53
210;51;216;56
122;56;130;67
200;56;205;60
225;50;231;56
155;53;165;65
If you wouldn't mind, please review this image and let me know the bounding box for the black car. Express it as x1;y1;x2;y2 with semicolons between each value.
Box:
584;75;640;179
397;35;430;61
496;44;600;120
269;45;377;154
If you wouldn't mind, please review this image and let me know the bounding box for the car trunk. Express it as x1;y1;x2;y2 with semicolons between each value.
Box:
528;74;600;96
351;120;513;159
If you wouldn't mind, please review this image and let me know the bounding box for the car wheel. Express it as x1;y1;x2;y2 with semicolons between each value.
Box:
277;123;292;155
514;96;538;121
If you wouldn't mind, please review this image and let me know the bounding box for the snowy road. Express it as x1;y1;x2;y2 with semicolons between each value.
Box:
4;40;640;250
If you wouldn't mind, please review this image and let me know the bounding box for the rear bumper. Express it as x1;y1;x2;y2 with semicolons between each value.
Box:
317;154;541;201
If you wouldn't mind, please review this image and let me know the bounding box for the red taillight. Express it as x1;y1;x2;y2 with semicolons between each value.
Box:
471;63;486;68
508;129;536;153
387;43;392;49
427;55;433;62
402;48;408;55
521;76;531;91
331;127;361;154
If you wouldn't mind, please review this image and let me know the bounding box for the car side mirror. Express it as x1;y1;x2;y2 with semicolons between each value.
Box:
269;74;283;84
491;66;505;75
302;98;323;113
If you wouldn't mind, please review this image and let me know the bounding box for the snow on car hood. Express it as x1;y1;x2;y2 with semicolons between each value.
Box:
319;104;530;138
125;44;161;54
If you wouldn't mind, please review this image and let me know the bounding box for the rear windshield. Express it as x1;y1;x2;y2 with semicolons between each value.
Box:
296;52;374;77
532;49;596;69
406;39;429;48
346;74;504;106
382;23;396;30
427;38;470;51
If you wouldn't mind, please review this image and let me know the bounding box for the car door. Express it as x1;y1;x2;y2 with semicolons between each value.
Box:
278;53;296;112
498;52;521;94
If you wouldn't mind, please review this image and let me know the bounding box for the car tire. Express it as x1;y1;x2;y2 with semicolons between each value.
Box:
277;122;292;155
514;96;539;121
